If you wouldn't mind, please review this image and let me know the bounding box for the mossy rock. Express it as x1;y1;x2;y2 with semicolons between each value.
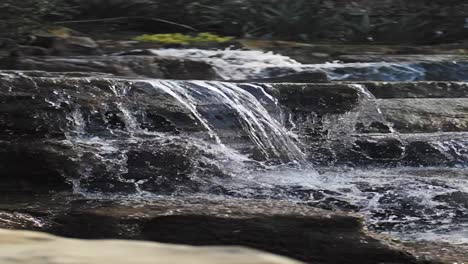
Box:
133;33;233;45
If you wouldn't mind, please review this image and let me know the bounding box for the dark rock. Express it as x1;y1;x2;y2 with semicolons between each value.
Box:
403;141;452;166
0;197;432;264
272;83;360;114
248;71;329;83
26;34;101;56
322;61;468;82
358;82;468;99
355;121;392;133
114;49;160;56
434;191;468;209
0;56;219;80
337;54;468;63
0;72;234;193
13;45;50;56
378;99;468;133
353;138;405;161
0;140;73;193
327;133;468;166
422;61;468;81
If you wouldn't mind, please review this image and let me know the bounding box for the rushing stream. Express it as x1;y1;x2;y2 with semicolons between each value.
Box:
52;76;468;244
2;48;468;247
150;48;468;81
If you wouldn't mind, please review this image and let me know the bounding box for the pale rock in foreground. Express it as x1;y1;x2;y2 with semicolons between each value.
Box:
0;229;303;264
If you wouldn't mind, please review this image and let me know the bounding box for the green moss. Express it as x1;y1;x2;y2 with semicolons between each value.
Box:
133;32;233;44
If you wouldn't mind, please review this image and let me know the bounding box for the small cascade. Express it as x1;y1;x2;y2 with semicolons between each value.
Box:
148;49;303;80
432;138;468;164
321;84;396;149
149;49;468;81
32;75;307;194
146;80;306;163
310;62;426;81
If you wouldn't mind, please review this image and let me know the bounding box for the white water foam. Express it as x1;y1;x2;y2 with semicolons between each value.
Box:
146;79;305;162
149;48;428;81
216;166;468;244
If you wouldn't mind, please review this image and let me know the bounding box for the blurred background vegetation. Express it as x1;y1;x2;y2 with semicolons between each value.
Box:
0;0;467;44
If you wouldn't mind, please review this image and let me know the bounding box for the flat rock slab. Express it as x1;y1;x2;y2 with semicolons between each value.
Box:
378;98;468;133
0;55;219;80
0;228;303;264
353;82;468;99
0;196;429;264
338;54;468;63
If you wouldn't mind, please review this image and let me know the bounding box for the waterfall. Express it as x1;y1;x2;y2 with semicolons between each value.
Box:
34;76;307;193
146;80;306;163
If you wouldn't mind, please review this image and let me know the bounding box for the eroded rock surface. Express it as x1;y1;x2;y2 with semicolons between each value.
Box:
0;197;437;264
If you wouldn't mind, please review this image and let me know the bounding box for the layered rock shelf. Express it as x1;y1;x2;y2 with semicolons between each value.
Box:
1;35;468;263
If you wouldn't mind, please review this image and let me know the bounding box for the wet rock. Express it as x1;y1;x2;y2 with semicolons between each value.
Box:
328;133;468;166
0;197;432;264
337;54;468;63
272;83;360;114
355;121;392;133
402;141;453;166
353;138;405;161
434;191;468;209
0;228;302;264
422;61;468;81
404;240;468;264
0;140;74;193
237;40;468;63
357;82;468;99
0;72;203;139
0;72;237;193
322;61;468;82
25;34;101;56
378;99;468;133
0;55;219;80
248;71;329;83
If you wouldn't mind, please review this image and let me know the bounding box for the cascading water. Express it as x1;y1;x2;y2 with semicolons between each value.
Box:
3;45;468;249
145;80;305;162
149;49;468;82
48;76;306;195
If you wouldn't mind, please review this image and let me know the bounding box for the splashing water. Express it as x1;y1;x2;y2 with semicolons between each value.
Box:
149;49;302;80
213;165;468;244
149;48;468;81
146;79;305;162
43;77;306;194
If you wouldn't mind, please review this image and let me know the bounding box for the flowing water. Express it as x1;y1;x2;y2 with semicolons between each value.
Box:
52;75;468;245
4;49;468;246
150;48;468;81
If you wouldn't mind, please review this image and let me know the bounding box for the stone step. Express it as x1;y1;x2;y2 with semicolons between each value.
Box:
353;81;468;99
329;132;468;166
378;98;468;133
0;56;218;80
0;197;442;264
